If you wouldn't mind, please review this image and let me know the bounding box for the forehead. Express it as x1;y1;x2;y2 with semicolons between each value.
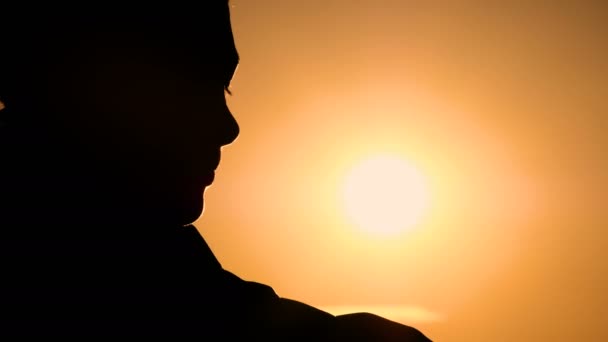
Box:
87;8;237;56
59;8;239;81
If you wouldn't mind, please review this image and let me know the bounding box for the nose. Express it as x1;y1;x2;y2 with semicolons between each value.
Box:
218;107;239;147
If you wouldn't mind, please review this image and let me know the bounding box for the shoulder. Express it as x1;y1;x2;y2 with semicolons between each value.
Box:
219;269;279;301
219;269;336;337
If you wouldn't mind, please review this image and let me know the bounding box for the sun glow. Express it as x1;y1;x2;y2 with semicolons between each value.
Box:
342;154;430;236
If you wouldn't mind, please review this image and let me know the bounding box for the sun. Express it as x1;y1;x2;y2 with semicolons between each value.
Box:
342;154;430;236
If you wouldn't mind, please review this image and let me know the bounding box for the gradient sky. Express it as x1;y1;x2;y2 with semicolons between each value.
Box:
194;1;607;340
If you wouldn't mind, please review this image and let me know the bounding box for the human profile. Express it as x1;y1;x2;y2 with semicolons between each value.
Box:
0;2;431;340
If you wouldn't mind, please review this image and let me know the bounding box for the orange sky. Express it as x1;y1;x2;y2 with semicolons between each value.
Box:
195;2;608;340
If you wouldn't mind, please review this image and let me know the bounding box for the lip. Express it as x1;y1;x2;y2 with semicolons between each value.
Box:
194;149;221;186
202;171;215;186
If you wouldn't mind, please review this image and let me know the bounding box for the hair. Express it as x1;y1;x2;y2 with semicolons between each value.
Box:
0;2;232;126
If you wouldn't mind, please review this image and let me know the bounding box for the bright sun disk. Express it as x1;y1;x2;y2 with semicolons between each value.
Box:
342;154;430;236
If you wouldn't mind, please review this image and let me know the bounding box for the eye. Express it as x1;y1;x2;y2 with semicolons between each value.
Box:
224;86;233;96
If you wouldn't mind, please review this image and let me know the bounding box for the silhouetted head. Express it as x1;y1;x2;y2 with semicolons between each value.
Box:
0;3;239;229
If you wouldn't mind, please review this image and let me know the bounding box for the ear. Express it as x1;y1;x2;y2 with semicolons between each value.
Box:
0;101;7;130
0;93;16;126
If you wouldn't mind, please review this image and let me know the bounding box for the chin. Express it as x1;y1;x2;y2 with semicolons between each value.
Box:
178;188;207;226
179;202;204;226
135;187;205;227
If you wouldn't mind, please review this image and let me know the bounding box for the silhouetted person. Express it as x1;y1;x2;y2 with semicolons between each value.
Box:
1;3;431;340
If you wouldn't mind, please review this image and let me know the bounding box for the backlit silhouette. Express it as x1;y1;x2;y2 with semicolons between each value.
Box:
1;2;431;340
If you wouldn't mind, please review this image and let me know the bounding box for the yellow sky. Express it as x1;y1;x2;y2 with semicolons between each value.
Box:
195;1;608;340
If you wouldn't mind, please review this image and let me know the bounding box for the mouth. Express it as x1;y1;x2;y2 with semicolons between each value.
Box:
202;171;215;186
201;150;221;186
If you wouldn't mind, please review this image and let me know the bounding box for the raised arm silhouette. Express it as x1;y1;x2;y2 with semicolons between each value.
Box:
1;2;431;340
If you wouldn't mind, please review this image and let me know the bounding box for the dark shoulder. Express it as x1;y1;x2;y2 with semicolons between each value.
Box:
219;269;336;338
